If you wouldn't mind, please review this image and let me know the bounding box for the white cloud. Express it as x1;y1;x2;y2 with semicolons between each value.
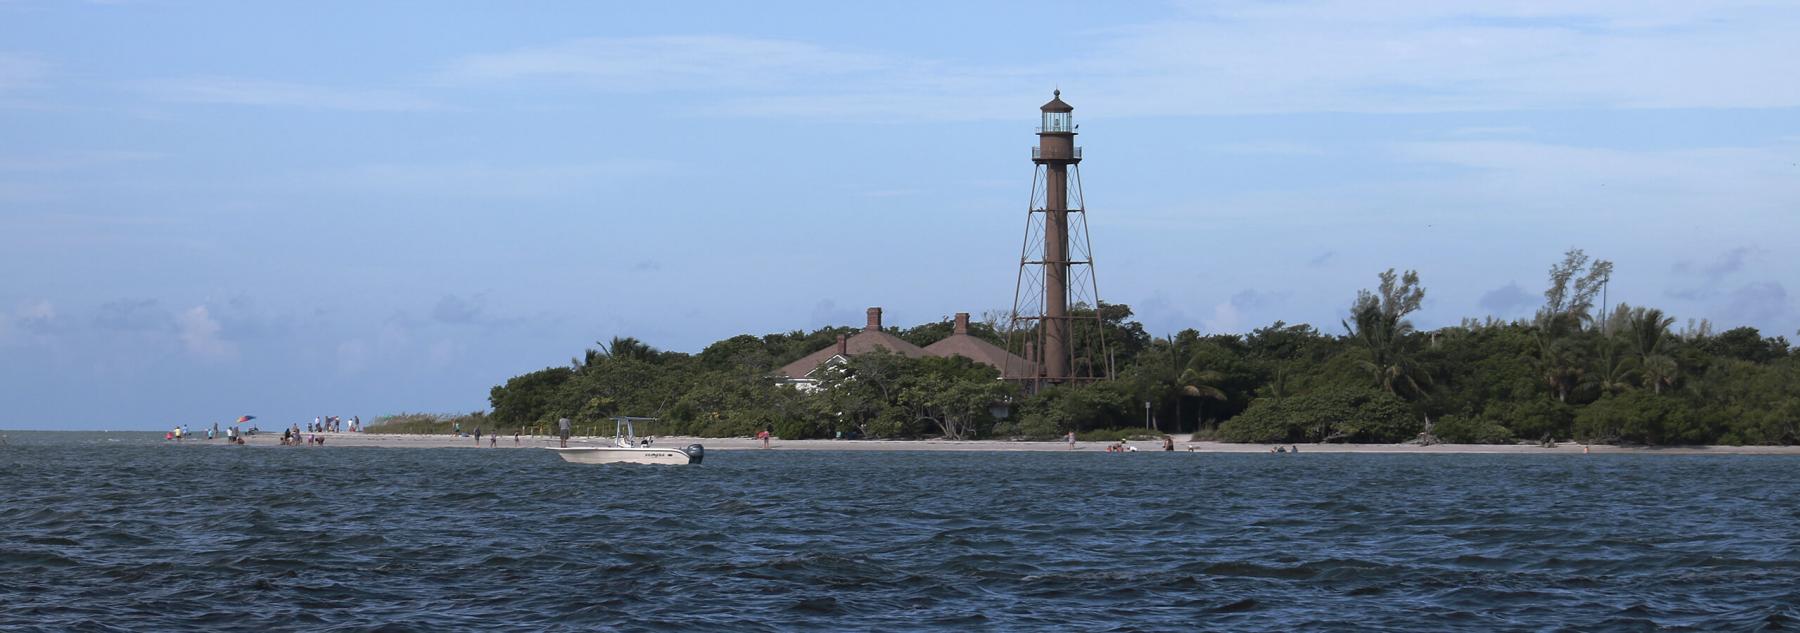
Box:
1386;140;1800;224
0;53;47;93
1209;141;1329;157
441;35;889;91
335;339;367;375
2;299;68;345
113;4;1796;123
17;299;60;333
1205;299;1244;334
1722;281;1790;327
0;149;164;172
1072;1;1800;116
425;339;459;369
177;306;235;360
297;160;672;199
134;77;442;112
437;3;1800;121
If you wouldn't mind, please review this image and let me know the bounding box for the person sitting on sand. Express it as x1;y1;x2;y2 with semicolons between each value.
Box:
1162;436;1175;451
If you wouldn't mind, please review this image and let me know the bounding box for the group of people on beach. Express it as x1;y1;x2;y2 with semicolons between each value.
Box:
166;423;249;444
1066;431;1182;453
308;416;359;433
467;426;522;447
280;424;327;446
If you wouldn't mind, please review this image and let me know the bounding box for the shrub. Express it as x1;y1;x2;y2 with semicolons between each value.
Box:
367;412;491;434
1432;414;1512;444
1484;398;1574;441
773;418;823;440
998;412;1064;440
1075;427;1163;442
859;407;919;439
1220;388;1419;443
1574;391;1708;445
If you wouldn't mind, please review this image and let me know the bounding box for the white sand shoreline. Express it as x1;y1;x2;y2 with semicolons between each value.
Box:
221;432;1800;455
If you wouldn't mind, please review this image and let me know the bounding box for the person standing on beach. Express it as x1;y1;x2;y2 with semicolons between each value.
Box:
558;417;571;448
474;427;482;446
1066;431;1076;449
514;429;521;445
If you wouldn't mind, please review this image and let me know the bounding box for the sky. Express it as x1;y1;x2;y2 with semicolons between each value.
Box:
3;1;1798;429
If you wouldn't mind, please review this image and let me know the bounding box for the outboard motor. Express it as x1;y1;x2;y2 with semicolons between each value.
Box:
683;444;705;464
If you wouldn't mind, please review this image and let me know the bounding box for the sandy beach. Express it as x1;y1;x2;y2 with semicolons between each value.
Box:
229;432;1800;455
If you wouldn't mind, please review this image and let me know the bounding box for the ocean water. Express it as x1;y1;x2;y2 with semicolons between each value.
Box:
2;432;1798;632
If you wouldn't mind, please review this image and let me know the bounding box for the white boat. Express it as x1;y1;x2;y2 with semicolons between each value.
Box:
548;416;704;465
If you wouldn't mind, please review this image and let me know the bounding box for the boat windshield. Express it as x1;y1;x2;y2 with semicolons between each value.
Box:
611;416;659;447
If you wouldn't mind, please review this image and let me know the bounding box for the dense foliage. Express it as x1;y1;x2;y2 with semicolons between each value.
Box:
468;250;1798;445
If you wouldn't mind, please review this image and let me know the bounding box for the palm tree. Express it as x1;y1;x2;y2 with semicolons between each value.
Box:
1626;308;1674;358
1177;364;1227;430
1627;308;1678;394
1532;329;1585;402
598;336;659;362
1640;355;1678;394
1585;337;1636;397
1259;364;1292;403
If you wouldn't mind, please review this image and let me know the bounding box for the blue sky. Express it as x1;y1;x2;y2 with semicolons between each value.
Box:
3;1;1797;429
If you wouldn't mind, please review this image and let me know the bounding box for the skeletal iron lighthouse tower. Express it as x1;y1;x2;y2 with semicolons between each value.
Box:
1005;90;1111;389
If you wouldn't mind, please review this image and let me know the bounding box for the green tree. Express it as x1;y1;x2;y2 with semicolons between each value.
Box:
1584;336;1637;397
1219;388;1418;443
1342;268;1428;398
1531;249;1613;402
1176;363;1227;429
1627;307;1678;394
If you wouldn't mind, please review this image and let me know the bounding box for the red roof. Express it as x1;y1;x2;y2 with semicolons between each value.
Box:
924;333;1033;374
777;330;928;379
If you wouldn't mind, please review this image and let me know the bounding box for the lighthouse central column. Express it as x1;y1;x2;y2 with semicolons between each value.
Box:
1042;163;1070;382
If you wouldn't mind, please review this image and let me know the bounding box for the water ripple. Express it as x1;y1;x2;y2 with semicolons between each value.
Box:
3;433;1800;631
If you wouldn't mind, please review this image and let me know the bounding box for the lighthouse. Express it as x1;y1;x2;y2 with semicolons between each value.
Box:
1006;90;1111;388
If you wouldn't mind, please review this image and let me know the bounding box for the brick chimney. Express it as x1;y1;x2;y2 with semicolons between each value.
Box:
865;307;882;331
835;334;848;356
953;312;970;335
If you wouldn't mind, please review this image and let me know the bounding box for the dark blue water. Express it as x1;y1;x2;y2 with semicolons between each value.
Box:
3;432;1799;632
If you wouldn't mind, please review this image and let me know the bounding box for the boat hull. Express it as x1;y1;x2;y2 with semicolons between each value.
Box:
549;446;698;465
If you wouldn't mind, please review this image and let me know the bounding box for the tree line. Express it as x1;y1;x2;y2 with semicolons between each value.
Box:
396;249;1797;445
